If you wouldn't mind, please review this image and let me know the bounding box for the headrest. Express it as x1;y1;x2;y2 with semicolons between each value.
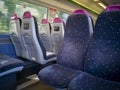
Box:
41;19;48;24
73;9;88;15
105;5;120;11
23;11;32;19
53;18;62;23
11;14;18;20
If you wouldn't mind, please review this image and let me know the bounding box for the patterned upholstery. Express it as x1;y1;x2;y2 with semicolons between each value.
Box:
69;5;120;90
38;9;93;88
39;64;81;88
68;72;120;90
85;10;120;82
57;14;93;70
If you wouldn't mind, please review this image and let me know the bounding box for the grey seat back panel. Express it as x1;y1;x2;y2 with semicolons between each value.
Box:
9;14;28;58
39;19;53;52
51;18;65;54
21;11;56;64
21;17;44;63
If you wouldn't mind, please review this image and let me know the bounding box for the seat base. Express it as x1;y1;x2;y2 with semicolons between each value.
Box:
0;73;16;90
17;58;56;79
17;59;41;79
38;64;81;88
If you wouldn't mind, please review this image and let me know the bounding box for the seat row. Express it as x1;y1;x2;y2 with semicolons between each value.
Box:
0;11;65;90
40;18;64;54
38;5;120;90
1;10;65;90
9;12;64;64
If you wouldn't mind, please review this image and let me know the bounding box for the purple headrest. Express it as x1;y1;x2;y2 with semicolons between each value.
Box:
11;14;18;20
53;18;62;23
41;19;48;24
73;9;88;15
105;5;120;11
23;11;32;19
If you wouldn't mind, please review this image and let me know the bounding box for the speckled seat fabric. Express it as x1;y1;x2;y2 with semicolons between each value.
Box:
68;5;120;90
38;9;93;89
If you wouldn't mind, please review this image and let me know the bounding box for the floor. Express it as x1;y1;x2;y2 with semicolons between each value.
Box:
16;74;55;90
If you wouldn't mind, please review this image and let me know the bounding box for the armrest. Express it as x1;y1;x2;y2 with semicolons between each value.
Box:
68;72;120;90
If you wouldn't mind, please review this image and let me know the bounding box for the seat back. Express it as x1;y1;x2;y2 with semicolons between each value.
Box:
39;19;53;52
85;5;120;82
21;11;48;64
51;18;65;54
9;14;28;58
57;10;93;70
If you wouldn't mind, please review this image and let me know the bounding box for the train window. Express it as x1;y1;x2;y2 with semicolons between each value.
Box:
10;22;17;32
58;11;70;23
0;0;47;33
15;1;47;27
0;0;69;33
0;1;9;33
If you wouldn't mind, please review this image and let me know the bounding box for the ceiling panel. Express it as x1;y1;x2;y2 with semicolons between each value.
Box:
70;0;108;14
101;0;120;5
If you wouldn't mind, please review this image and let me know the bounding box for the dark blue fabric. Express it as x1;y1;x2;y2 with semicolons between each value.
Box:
57;14;91;70
38;13;93;88
38;64;81;88
33;17;56;60
69;72;120;90
18;18;22;27
0;55;24;73
85;11;120;82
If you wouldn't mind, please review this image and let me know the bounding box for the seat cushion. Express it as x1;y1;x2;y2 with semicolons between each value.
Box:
0;55;24;78
38;64;81;88
0;55;24;73
68;72;120;90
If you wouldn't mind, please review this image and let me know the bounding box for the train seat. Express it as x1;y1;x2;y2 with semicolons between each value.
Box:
9;14;28;58
39;19;54;52
38;9;93;89
21;11;56;64
51;18;65;54
0;54;24;90
68;5;120;90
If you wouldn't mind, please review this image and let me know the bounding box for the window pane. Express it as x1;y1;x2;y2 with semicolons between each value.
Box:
0;0;47;33
15;2;47;26
0;1;9;33
15;2;47;21
58;11;70;23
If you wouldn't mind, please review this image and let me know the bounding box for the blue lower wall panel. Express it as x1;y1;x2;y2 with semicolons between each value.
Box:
0;34;17;57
